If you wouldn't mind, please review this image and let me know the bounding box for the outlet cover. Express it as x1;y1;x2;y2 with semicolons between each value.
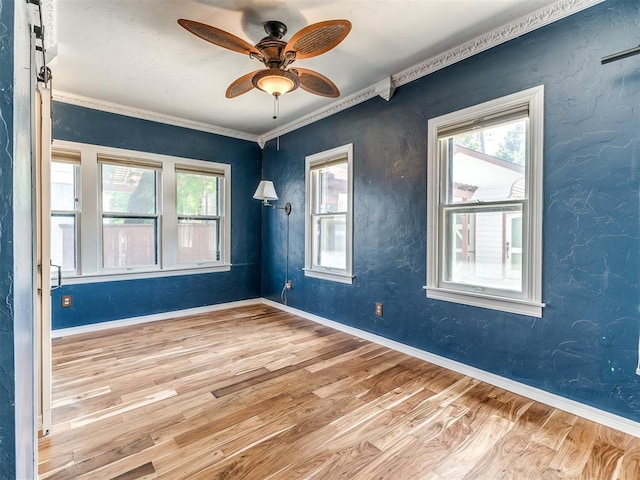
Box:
375;302;383;316
61;295;72;308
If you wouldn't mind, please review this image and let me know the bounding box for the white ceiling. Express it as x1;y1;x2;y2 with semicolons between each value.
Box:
50;0;574;140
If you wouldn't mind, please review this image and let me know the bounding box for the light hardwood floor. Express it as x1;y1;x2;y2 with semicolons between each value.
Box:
39;304;639;479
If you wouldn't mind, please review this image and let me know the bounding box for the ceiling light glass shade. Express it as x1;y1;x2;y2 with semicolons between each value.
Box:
253;180;279;203
252;69;300;96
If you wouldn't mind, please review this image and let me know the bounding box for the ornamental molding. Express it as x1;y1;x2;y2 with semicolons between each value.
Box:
258;0;603;147
42;0;56;51
392;0;605;88
52;91;259;143
259;86;378;145
52;0;603;147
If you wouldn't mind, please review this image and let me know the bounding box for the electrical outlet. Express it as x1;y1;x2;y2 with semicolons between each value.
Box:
61;295;72;308
375;302;383;317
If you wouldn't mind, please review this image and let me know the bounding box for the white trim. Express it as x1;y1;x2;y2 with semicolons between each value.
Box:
49;296;640;436
262;299;640;438
426;86;545;317
304;144;354;284
51;1;601;146
51;139;232;279
60;264;232;285
258;0;602;144
392;0;604;89
52;90;259;143
52;298;262;338
302;269;354;285
426;287;543;318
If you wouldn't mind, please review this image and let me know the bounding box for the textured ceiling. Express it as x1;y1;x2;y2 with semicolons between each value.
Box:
51;0;574;139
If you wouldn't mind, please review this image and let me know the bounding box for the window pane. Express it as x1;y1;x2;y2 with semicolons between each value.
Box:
312;162;348;214
102;217;157;268
447;119;526;204
176;172;219;216
444;206;523;292
101;164;157;214
313;214;346;269
51;214;76;272
177;219;220;264
51;162;77;211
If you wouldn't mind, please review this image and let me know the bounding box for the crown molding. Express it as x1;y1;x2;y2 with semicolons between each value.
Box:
53;0;603;147
42;0;56;51
392;0;605;88
52;90;259;143
259;0;603;146
258;85;378;146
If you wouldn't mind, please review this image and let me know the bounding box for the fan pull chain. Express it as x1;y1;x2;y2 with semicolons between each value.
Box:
273;94;281;151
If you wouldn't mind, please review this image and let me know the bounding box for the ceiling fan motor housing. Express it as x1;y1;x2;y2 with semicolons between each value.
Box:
264;20;287;39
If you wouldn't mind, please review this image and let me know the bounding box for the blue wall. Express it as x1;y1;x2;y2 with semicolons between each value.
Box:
262;0;640;422
0;0;17;476
52;103;264;328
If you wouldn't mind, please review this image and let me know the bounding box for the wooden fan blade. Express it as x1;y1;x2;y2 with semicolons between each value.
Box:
285;20;351;60
178;19;260;56
226;70;262;98
293;68;340;98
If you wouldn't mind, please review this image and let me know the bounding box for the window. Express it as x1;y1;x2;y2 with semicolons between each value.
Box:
100;159;160;270
304;143;353;284
50;151;80;273
426;86;544;317
176;168;223;265
51;141;231;283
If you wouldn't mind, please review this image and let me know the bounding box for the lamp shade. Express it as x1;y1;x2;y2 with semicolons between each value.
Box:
252;69;300;97
253;180;279;202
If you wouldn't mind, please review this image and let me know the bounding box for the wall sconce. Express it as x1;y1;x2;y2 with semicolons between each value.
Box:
253;180;293;304
253;180;291;215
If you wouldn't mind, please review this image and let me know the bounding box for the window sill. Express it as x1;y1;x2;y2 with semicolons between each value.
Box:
304;268;354;285
59;264;232;285
425;286;544;317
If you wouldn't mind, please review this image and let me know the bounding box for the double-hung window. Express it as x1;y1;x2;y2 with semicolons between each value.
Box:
304;143;353;284
99;157;160;270
50;150;80;274
176;167;223;265
51;141;231;282
426;86;544;317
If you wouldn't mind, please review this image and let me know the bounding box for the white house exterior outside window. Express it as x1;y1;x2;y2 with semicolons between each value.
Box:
426;86;545;317
304;143;353;284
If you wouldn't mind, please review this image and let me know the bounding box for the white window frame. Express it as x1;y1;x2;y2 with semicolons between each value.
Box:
98;157;162;273
50;152;81;275
426;86;545;317
51;140;231;284
175;166;225;266
304;143;354;284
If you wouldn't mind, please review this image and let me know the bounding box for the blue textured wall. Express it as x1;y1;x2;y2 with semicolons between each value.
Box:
0;0;16;476
262;0;640;422
52;103;263;328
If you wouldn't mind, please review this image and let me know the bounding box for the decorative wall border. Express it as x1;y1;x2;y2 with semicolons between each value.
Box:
52;0;604;146
52;90;259;143
259;0;604;144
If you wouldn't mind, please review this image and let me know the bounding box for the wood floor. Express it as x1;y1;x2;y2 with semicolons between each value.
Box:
39;304;639;480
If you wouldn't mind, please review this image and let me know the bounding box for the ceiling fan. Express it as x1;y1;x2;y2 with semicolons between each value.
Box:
177;18;351;99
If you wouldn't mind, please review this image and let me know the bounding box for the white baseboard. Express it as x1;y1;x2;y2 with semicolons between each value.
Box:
262;299;640;438
51;298;263;338
51;296;638;437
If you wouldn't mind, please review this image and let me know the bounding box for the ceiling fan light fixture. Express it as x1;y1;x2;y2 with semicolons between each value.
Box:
253;69;299;96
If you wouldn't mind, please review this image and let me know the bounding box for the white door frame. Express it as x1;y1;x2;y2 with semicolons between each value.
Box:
36;86;53;435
